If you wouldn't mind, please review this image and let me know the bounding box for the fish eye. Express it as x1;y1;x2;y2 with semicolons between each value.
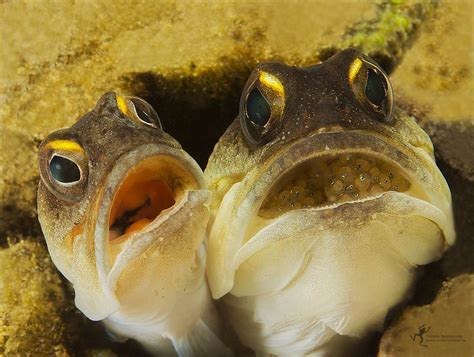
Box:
246;88;271;127
127;96;163;129
240;70;285;147
350;55;394;123
49;155;81;184
365;68;386;107
39;138;89;202
363;63;393;122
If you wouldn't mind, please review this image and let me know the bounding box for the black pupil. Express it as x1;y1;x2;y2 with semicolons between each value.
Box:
131;99;154;124
246;88;271;127
365;68;386;107
50;155;81;183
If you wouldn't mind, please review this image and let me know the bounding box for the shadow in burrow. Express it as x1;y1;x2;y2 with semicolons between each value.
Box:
120;59;256;169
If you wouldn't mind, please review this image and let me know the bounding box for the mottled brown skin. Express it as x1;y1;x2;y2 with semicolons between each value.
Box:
244;49;392;142
39;92;180;219
204;49;454;355
205;48;440;213
37;92;194;320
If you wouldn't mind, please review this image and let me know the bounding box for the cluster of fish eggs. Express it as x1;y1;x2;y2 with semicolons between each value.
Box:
260;154;411;218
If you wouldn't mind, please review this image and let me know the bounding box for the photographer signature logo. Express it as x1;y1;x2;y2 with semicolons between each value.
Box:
408;323;467;349
410;324;431;348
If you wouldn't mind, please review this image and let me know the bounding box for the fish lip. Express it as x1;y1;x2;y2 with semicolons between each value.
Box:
241;129;447;213
92;143;209;295
208;129;454;298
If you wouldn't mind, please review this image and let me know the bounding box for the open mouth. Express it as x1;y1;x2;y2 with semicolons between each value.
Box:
108;155;198;243
259;151;417;219
206;131;455;299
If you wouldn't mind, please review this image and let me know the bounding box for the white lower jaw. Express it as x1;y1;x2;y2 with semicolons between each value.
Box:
243;191;449;263
106;189;211;290
84;188;215;350
223;192;449;354
208;131;454;300
208;182;453;300
223;200;445;354
242;191;392;247
107;192;188;266
99;187;229;355
75;145;205;321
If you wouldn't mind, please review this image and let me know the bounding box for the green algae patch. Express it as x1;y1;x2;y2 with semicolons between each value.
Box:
339;0;438;72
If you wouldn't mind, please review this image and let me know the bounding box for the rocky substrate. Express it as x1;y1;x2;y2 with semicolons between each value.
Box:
1;1;472;355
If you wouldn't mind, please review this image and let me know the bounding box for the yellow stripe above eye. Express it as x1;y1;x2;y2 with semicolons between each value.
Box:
349;58;363;83
116;94;129;115
46;140;84;152
259;71;284;96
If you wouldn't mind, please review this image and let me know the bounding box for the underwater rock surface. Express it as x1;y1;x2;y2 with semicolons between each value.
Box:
0;1;472;355
0;240;72;355
378;274;473;357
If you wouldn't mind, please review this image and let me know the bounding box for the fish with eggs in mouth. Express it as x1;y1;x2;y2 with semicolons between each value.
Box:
37;49;456;357
37;92;231;356
204;48;455;355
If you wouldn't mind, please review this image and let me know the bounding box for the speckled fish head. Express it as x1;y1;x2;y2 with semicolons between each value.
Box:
204;49;455;347
38;92;211;321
